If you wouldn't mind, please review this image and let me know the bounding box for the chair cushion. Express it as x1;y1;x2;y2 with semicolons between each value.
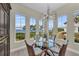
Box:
26;39;35;46
55;39;64;46
50;44;60;53
56;39;68;46
48;39;54;48
47;49;58;56
34;47;42;55
48;46;60;56
36;41;43;47
47;50;54;56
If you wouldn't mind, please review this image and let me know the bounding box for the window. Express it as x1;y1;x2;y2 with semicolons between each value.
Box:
48;19;53;36
30;17;36;39
58;16;67;32
16;14;26;41
39;19;44;32
74;15;79;43
57;16;67;39
39;19;44;37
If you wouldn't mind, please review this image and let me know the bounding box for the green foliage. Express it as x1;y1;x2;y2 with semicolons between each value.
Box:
23;26;26;30
16;31;79;43
76;16;79;22
30;25;36;31
49;32;52;36
58;28;64;32
30;32;36;38
75;39;79;43
39;26;43;30
39;32;44;37
74;33;79;43
16;33;25;41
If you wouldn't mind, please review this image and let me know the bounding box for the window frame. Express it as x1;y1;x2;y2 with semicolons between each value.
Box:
30;16;36;39
15;13;26;42
58;15;67;32
48;19;53;31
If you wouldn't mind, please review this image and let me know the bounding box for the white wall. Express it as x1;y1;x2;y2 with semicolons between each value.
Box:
55;3;79;55
10;3;41;53
55;3;79;16
10;3;79;56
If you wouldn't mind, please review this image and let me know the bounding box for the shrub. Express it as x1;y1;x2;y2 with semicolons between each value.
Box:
58;28;64;32
16;32;25;41
30;32;36;38
74;33;79;43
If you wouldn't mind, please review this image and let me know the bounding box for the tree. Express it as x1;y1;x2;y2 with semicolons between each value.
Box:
23;26;26;30
30;25;36;31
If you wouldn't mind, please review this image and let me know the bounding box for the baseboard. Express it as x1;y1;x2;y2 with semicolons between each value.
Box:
10;45;79;55
10;45;26;53
67;48;79;55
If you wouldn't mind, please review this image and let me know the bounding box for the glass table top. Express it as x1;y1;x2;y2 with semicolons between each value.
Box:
35;37;55;48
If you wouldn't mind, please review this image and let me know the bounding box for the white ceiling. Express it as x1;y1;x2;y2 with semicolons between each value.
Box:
21;3;66;14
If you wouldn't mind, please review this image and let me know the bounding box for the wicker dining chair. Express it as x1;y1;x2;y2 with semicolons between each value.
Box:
59;44;68;56
47;39;68;56
24;40;46;56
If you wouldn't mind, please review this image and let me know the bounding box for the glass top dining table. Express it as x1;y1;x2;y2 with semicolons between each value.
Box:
31;37;56;56
33;37;55;49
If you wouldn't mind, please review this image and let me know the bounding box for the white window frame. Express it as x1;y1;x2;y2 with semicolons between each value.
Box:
30;16;36;39
15;13;26;43
48;19;53;31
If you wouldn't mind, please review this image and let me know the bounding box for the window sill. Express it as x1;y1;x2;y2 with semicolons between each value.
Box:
14;39;25;43
67;47;79;55
67;43;79;55
74;42;79;45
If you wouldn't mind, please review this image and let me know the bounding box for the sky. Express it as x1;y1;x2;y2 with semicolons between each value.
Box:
16;14;26;30
16;14;67;30
58;16;67;27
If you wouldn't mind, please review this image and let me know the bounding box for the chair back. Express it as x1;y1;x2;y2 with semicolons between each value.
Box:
24;40;35;56
59;40;68;56
54;35;56;41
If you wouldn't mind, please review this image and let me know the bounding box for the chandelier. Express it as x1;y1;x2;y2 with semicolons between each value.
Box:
42;6;50;24
41;6;51;37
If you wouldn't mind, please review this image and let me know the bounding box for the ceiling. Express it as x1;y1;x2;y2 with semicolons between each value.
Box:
21;3;66;14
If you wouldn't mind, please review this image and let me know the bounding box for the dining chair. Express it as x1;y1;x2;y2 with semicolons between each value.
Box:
59;44;68;56
24;40;46;56
48;39;68;56
24;40;35;56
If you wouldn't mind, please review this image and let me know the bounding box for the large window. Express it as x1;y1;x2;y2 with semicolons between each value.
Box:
30;17;36;39
58;16;67;32
74;15;79;43
48;19;53;36
57;16;67;39
16;14;26;41
39;19;44;32
39;18;53;37
39;19;44;37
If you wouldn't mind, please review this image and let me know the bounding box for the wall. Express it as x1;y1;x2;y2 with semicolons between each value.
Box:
55;3;79;16
10;3;41;53
10;3;79;55
55;3;79;55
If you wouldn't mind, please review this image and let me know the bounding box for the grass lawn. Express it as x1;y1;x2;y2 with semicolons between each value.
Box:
30;32;36;38
16;32;36;41
74;33;79;43
16;32;53;40
16;31;79;43
16;32;25;41
75;39;79;43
